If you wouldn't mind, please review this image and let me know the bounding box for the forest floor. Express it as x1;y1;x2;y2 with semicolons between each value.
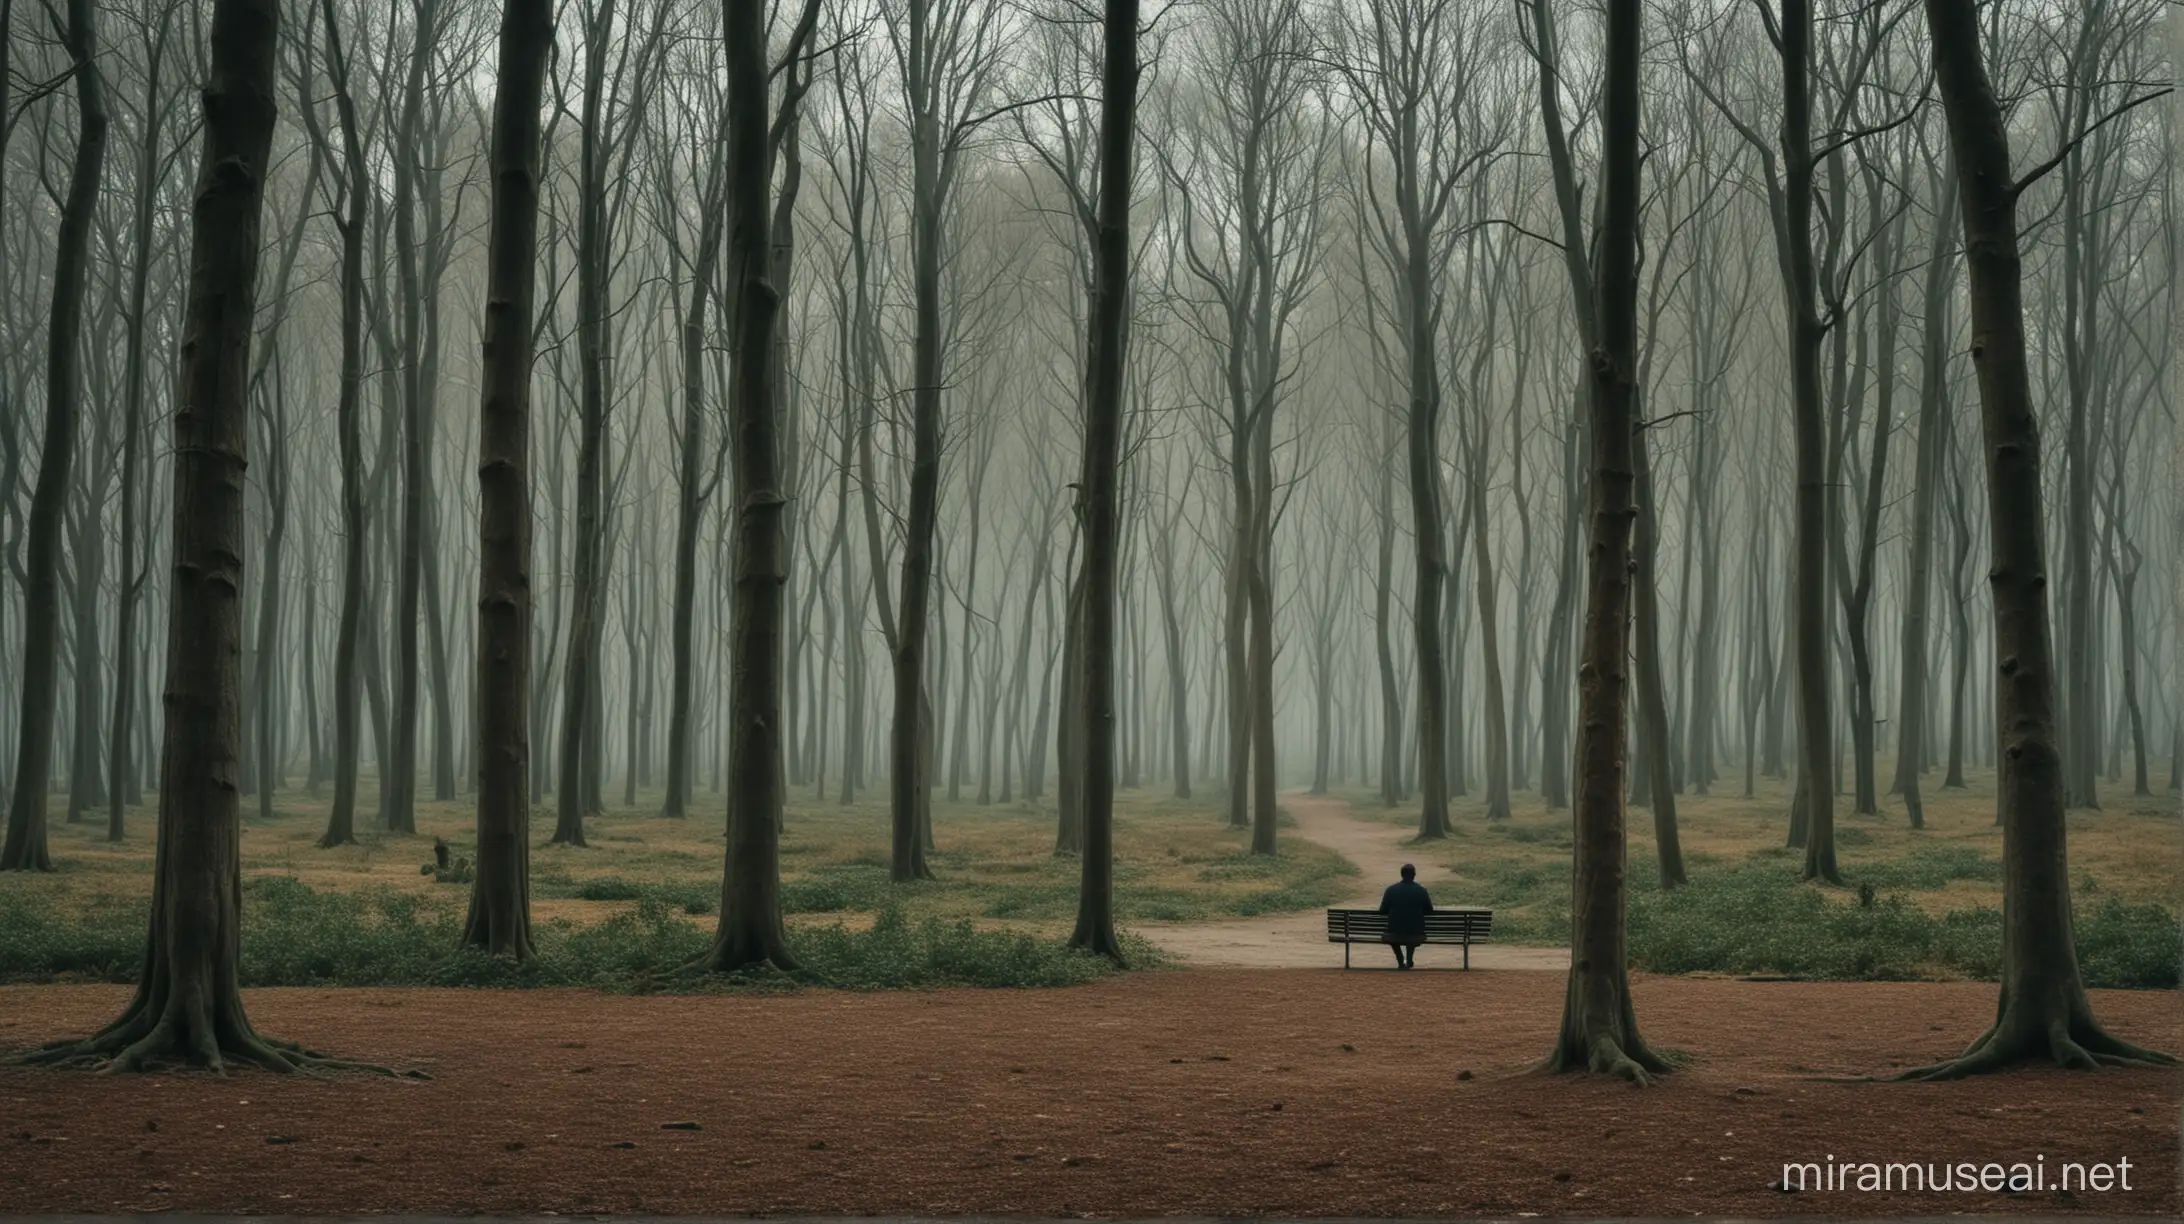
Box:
2;972;2176;1216
8;787;1360;936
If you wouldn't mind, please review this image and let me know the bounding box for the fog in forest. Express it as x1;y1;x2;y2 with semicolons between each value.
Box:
0;0;2173;889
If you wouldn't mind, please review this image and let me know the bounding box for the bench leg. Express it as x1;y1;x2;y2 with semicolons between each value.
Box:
1463;941;1470;971
1344;941;1350;970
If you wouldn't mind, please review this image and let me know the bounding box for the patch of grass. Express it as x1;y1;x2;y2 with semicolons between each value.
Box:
1623;866;2178;988
556;876;719;916
1849;843;2001;891
0;881;1154;993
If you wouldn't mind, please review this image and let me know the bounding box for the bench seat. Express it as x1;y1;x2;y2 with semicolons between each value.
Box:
1326;906;1493;969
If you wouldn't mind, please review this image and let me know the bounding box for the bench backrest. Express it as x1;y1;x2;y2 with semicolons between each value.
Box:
1326;907;1492;940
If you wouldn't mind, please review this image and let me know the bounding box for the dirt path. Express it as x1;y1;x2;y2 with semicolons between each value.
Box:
4;977;2174;1217
1136;793;1566;971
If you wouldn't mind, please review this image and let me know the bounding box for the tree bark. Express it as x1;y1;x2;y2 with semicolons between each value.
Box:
554;0;620;849
17;0;384;1073
1545;0;1666;1085
1894;163;1959;825
384;0;445;837
108;8;181;841
0;0;106;873
312;0;370;850
1780;0;1841;883
1630;417;1684;887
696;0;797;971
1067;0;1135;962
462;0;552;961
1898;0;2173;1078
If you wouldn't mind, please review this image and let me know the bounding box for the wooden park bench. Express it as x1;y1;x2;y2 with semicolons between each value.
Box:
1326;907;1494;969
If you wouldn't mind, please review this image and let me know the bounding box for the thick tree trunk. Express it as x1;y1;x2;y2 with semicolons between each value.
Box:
1403;235;1452;837
0;0;105;873
1067;0;1135;961
1546;0;1665;1084
1779;0;1840;883
20;0;380;1072
888;3;946;883
696;0;796;970
462;0;551;961
1899;0;2172;1078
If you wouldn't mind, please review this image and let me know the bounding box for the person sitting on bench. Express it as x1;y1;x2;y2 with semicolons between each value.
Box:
1378;864;1434;969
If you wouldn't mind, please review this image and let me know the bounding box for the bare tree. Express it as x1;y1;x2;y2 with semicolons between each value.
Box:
0;0;106;872
1899;0;2173;1079
1545;0;1667;1084
463;0;556;960
694;0;798;973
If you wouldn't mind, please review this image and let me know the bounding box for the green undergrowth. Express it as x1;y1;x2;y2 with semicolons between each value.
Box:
1459;848;2176;988
0;877;1158;993
532;839;1354;926
1624;864;2177;988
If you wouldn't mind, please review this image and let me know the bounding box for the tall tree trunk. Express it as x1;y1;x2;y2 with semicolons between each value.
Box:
1068;0;1135;961
0;0;106;873
554;0;618;849
1402;214;1452;839
1467;418;1511;823
1630;417;1684;887
1901;0;2172;1077
385;0;444;837
302;518;326;795
1374;446;1405;806
1780;0;1841;883
1546;0;1665;1084
1538;392;1582;811
21;0;374;1072
697;0;796;970
315;0;370;850
1894;164;1959;825
662;112;729;819
1523;0;1599;815
253;373;288;819
1055;558;1087;855
462;0;551;962
108;8;178;841
885;0;967;882
1156;509;1191;800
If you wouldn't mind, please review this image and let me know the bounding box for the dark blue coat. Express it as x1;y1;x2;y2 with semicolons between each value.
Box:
1377;879;1434;942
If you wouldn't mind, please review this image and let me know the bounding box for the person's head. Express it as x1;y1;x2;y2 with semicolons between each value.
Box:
1400;863;1415;880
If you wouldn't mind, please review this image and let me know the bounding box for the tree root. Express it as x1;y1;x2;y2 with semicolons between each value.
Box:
1893;1016;2176;1081
1541;1032;1673;1086
684;931;799;977
1066;926;1128;966
9;997;424;1079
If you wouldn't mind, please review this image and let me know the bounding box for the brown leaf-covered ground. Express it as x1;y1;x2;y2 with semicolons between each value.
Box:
1;972;2174;1217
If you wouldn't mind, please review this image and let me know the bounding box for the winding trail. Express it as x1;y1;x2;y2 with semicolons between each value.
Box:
1137;793;1568;971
